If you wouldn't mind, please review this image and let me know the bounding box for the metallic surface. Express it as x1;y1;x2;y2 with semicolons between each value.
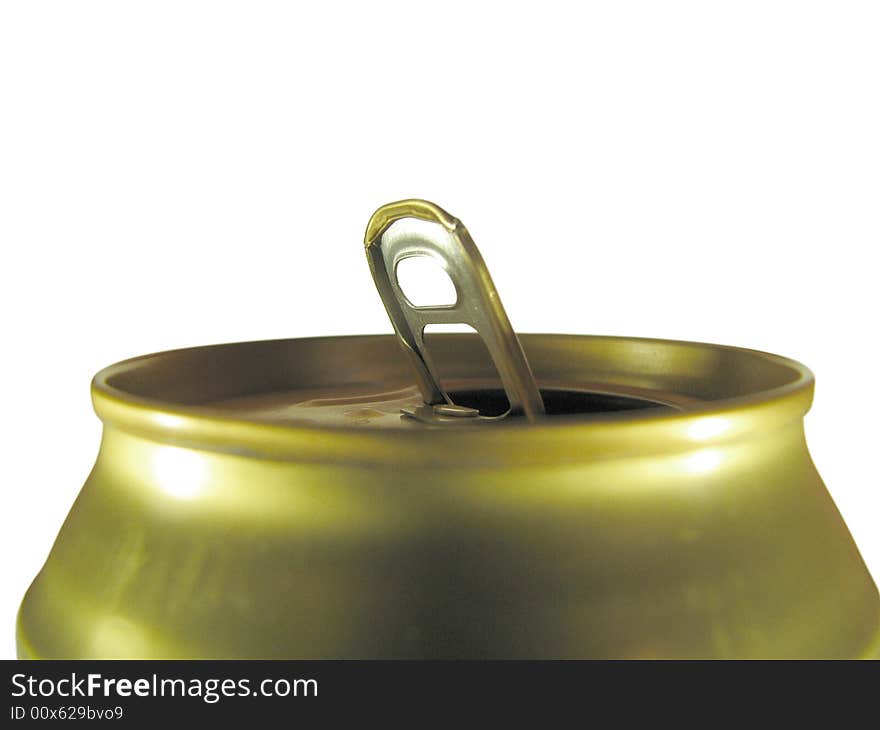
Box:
17;334;880;658
365;199;545;421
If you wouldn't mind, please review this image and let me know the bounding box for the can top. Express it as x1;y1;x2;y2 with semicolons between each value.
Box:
90;199;814;466
91;332;814;467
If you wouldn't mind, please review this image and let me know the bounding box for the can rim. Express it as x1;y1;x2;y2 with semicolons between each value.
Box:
90;333;815;467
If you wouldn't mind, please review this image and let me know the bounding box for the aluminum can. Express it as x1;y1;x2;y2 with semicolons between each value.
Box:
17;332;880;658
18;200;880;658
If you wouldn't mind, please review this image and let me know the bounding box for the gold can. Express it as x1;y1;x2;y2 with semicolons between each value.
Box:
18;201;879;658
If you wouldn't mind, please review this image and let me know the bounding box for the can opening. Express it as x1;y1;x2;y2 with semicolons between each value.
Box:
447;387;674;418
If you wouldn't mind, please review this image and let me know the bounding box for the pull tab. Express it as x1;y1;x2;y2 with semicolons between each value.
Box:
364;199;545;423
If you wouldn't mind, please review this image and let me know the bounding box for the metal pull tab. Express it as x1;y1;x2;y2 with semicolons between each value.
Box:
364;199;545;423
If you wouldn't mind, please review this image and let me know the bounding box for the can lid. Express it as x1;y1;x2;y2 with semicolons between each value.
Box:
91;333;814;466
87;200;815;464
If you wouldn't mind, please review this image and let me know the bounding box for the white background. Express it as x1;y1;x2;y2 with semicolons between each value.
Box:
1;2;877;659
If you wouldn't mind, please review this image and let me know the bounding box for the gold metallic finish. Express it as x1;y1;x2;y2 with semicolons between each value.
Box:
17;333;880;658
364;198;458;247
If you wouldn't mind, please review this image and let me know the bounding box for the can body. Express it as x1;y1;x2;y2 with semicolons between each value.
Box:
17;334;880;658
